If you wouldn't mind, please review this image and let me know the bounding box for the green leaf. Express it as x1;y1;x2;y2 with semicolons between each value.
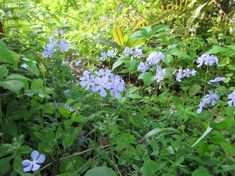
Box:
0;65;9;79
189;84;201;97
138;72;154;86
6;73;30;81
0;80;24;94
141;160;159;176
0;156;12;175
219;142;235;156
112;26;124;46
0;40;19;65
85;166;116;176
112;58;125;70
192;166;210;176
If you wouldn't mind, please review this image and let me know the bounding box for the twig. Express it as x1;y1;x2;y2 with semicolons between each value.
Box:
39;145;109;172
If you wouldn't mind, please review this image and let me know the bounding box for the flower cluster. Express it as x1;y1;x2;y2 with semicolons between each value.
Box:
196;54;219;67
22;150;46;172
99;50;116;61
42;38;70;58
122;46;143;58
208;77;225;85
228;91;235;107
175;68;196;82
79;69;125;99
154;67;165;82
197;91;219;113
137;51;165;73
146;52;164;66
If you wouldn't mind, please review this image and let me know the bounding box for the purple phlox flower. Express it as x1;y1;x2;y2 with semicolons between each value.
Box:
75;60;82;67
22;150;46;173
59;38;69;52
92;76;112;97
175;68;196;82
110;75;125;99
175;68;183;82
78;132;88;142
55;29;64;36
42;38;57;58
208;77;225;85
228;91;235;106
196;54;218;67
147;52;164;66
133;46;143;58
196;91;219;113
138;62;149;73
99;51;107;61
96;69;113;77
80;71;95;90
154;67;165;82
123;47;133;56
107;50;116;58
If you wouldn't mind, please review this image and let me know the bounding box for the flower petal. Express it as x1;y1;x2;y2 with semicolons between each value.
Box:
32;163;41;172
36;154;46;164
22;159;32;166
31;150;39;161
23;163;33;172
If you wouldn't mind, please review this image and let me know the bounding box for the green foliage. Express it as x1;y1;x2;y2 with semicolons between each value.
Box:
0;0;235;176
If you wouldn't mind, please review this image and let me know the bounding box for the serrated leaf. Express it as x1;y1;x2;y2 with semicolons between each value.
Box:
112;26;124;46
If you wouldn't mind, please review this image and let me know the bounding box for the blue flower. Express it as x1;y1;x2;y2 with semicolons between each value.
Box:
154;67;165;82
196;54;218;67
22;150;45;173
110;75;125;99
175;68;196;82
133;46;143;58
228;91;235;106
138;62;149;73
99;51;107;61
146;52;164;66
107;50;116;58
59;38;69;52
92;76;112;97
123;47;133;56
80;71;95;90
196;91;219;113
75;60;82;67
42;38;57;58
208;77;225;85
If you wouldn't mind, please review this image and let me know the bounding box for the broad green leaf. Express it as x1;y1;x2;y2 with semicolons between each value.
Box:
0;80;24;94
6;73;30;81
112;58;125;70
189;84;201;97
112;26;124;46
0;65;8;79
192;126;213;147
0;40;19;65
85;166;116;176
219;142;235;156
141;160;159;176
138;72;154;86
192;166;210;176
0;156;12;175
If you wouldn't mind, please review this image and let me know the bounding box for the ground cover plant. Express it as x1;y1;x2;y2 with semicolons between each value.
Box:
0;0;235;175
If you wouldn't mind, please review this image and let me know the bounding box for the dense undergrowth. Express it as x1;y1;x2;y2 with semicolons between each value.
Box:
0;0;235;176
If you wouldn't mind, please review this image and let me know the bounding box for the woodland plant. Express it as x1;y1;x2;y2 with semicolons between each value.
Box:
0;0;235;176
